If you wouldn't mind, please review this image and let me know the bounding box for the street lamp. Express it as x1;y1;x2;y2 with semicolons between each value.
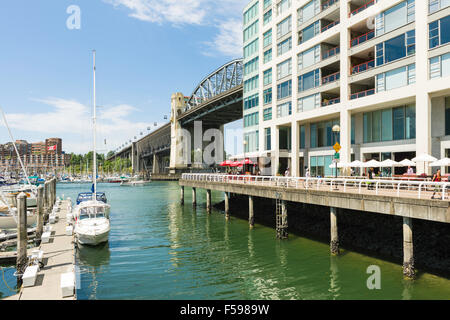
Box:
332;125;340;180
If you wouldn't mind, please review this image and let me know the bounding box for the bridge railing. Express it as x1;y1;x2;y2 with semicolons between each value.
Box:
181;174;450;201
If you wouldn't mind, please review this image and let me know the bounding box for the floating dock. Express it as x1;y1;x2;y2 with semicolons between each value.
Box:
4;199;76;300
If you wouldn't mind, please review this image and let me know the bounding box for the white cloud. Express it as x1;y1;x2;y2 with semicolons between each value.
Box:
105;0;246;57
0;98;158;154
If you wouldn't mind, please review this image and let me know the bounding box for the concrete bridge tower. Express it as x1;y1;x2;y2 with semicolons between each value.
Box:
170;93;189;174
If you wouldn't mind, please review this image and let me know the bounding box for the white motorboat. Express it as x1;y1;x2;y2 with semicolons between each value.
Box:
0;209;37;230
120;180;150;186
73;200;110;245
1;185;37;207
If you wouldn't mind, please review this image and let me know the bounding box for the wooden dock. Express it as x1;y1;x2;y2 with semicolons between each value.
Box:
4;199;76;300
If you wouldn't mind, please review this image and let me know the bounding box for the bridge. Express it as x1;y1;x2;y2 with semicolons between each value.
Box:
109;59;243;178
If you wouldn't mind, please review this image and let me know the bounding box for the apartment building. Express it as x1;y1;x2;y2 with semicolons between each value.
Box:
242;0;450;176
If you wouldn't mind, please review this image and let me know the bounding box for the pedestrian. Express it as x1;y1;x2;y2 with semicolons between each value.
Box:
407;166;414;175
368;167;374;190
305;167;310;178
432;169;442;199
284;167;290;177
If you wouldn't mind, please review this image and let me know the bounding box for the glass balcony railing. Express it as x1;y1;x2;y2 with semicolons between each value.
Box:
349;0;375;17
350;88;375;100
322;71;340;85
350;30;375;47
351;59;375;74
322;46;340;60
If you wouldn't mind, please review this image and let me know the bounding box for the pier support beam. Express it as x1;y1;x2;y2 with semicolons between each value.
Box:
330;207;339;255
224;192;230;220
16;192;28;280
249;196;254;228
36;185;44;244
206;190;211;213
180;186;184;205
192;187;197;207
403;217;415;279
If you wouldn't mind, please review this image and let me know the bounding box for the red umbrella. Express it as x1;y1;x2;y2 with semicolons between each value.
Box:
241;158;253;165
230;161;241;167
219;160;233;167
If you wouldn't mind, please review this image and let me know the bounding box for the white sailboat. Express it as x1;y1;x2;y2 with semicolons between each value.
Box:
74;50;111;246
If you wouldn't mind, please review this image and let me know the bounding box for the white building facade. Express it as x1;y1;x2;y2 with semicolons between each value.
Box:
242;0;450;177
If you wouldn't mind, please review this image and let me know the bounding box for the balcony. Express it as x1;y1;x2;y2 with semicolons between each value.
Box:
349;0;376;17
322;71;340;85
351;59;375;75
321;20;340;33
321;0;338;11
350;30;375;47
350;88;375;100
322;46;340;60
322;97;340;106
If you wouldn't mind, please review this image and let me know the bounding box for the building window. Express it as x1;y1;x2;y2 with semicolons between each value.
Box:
375;0;415;37
263;29;272;48
298;93;320;112
277;79;292;99
298;20;319;44
265;128;271;151
263;88;272;105
277;102;292;118
264;0;272;10
430;52;450;78
263;9;272;25
244;112;259;128
277;37;292;56
298;0;320;26
429;0;450;14
244;20;259;43
244;94;259;110
264;49;272;63
376;64;416;92
300;125;305;149
298;44;320;70
244;38;259;59
298;69;320;92
376;32;415;66
363;105;415;143
263;68;272;86
263;107;272;121
244;57;259;76
310;155;336;177
277;0;291;16
429;15;450;49
277;58;292;80
445;97;450;135
277;16;292;39
310;119;340;148
244;75;259;93
244;130;259;152
244;2;259;25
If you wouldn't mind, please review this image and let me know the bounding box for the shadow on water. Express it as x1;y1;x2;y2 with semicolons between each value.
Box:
76;242;111;267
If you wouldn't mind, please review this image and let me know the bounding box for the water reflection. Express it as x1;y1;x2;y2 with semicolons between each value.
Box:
328;255;341;299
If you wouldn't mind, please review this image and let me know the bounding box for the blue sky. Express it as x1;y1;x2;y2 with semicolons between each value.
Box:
0;0;245;154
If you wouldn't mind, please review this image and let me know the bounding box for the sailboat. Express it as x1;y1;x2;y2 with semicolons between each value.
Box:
74;50;111;246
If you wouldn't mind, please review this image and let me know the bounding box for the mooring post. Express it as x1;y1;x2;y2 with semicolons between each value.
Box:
206;189;211;213
180;186;184;205
16;192;28;280
403;217;415;279
192;187;197;207
43;181;49;221
249;196;254;228
36;185;44;244
330;207;339;255
224;192;230;220
52;178;56;205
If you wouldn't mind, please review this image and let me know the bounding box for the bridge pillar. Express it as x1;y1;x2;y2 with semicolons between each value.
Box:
206;189;211;213
192;187;197;207
224;192;230;220
330;207;339;255
170;93;189;174
249;196;254;228
403;217;415;279
152;154;159;174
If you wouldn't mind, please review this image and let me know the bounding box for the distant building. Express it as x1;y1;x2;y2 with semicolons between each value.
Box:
31;142;45;155
45;138;62;155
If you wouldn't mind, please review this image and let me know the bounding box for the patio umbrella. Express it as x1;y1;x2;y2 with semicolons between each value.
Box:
230;161;241;167
241;158;254;165
429;158;450;167
380;159;399;167
219;160;233;167
363;159;381;168
412;153;438;173
399;159;416;167
349;160;364;167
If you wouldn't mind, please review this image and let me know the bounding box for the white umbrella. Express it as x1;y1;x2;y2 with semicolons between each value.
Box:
399;159;416;167
328;162;348;168
350;160;364;167
363;159;381;168
412;153;437;163
380;159;399;167
429;158;450;167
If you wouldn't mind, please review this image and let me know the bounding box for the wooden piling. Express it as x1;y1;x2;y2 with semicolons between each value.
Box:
224;192;230;220
192;187;197;207
206;189;211;213
330;207;339;255
403;217;415;279
36;185;44;244
249;196;254;228
16;192;28;279
44;181;49;221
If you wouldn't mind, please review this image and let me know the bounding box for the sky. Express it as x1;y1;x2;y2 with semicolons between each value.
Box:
0;0;246;155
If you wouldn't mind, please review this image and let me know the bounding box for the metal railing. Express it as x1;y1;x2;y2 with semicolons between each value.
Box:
349;88;375;100
351;59;375;75
322;46;340;60
350;30;375;47
322;97;340;106
349;0;375;17
181;174;450;201
321;0;338;10
321;20;340;33
322;71;340;85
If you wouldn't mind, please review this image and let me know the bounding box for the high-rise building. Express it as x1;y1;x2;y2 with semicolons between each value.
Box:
242;0;450;176
45;138;62;155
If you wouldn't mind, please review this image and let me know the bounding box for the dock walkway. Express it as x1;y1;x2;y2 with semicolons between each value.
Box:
4;199;76;300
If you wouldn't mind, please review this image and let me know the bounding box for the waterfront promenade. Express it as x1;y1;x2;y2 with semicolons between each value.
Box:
4;199;76;300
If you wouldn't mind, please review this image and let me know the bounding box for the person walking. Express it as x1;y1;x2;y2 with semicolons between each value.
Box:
432;169;442;199
368;167;375;190
284;167;290;177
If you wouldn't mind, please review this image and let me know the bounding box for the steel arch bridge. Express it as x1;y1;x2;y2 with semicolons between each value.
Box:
185;59;243;111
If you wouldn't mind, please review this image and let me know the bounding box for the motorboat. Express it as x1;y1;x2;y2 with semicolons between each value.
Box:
1;184;37;207
0;208;37;230
73;200;110;246
76;192;107;205
120;180;150;186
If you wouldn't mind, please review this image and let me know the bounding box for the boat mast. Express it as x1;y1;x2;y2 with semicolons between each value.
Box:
93;50;97;197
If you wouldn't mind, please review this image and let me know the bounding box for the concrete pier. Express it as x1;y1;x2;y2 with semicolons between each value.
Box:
224;192;230;220
249;196;254;228
180;186;184;205
403;217;415;279
330;207;339;255
206;190;211;213
16;193;28;277
192;187;197;207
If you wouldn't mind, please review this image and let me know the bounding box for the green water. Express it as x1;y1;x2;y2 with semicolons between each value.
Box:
1;182;450;300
